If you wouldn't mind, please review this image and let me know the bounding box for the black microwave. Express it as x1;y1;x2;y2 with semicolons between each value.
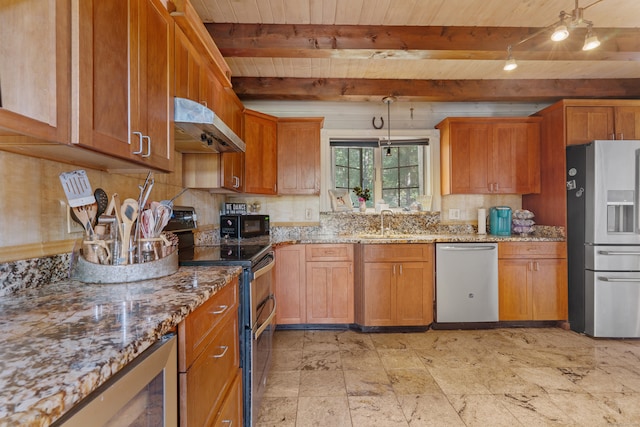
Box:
220;214;270;238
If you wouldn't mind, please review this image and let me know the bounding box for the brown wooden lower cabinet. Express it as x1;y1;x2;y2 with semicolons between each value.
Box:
357;244;434;327
498;242;568;321
178;276;242;427
274;243;354;324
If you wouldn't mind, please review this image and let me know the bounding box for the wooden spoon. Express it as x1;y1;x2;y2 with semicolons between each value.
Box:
72;206;92;236
120;198;139;264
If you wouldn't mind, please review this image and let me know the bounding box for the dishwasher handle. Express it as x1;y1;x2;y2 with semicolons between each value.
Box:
438;245;496;251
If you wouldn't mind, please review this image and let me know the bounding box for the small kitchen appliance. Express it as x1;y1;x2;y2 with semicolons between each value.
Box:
220;214;270;239
489;206;512;236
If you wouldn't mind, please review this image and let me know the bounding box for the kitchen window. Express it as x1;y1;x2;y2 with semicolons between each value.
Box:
331;138;429;209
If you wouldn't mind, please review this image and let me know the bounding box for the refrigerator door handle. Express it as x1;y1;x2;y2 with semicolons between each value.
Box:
599;276;640;282
598;250;640;256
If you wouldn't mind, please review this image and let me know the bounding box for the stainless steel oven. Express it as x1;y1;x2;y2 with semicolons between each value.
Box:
250;253;276;427
171;206;276;427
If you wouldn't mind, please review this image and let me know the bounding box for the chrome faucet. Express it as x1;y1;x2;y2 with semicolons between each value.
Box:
380;209;393;235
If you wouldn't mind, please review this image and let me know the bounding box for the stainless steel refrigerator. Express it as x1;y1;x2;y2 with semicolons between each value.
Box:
566;139;640;338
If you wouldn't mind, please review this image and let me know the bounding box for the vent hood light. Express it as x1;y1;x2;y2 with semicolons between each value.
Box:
174;97;246;153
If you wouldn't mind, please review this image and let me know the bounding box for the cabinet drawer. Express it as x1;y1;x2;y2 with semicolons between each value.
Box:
213;370;243;426
306;244;353;261
178;277;238;371
498;242;567;259
180;312;240;427
363;244;433;262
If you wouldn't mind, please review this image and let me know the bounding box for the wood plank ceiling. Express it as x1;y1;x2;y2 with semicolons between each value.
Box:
192;0;640;102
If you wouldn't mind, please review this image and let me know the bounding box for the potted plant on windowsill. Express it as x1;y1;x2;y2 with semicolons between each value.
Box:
353;186;371;212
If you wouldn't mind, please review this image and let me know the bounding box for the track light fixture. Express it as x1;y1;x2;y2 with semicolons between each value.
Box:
503;0;603;71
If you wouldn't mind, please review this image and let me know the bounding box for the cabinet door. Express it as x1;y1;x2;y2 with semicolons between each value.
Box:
274;245;306;324
363;263;395;326
244;110;278;195
77;0;132;158
566;106;614;145
395;262;433;326
277;119;323;195
0;0;70;143
448;123;492;194
614;106;640;140
498;259;532;321
134;0;174;171
492;122;541;194
77;0;173;171
175;25;201;101
532;258;568;320
306;262;354;323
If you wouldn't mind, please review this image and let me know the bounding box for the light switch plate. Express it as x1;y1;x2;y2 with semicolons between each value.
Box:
449;208;460;220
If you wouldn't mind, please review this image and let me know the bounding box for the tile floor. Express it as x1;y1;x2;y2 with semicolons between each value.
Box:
257;327;640;426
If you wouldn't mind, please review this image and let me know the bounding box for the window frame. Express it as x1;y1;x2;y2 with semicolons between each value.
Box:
330;138;430;209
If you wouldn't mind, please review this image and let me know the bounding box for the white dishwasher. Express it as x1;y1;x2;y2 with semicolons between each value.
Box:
435;243;499;323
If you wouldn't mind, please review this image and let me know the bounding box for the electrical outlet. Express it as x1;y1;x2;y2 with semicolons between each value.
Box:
305;208;313;220
449;208;460;220
66;205;84;234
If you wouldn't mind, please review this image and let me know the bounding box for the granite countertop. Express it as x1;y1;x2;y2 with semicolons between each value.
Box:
273;232;565;245
0;266;241;427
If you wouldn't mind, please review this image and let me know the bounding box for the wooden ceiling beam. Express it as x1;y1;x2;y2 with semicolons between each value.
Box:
231;77;640;102
207;23;640;61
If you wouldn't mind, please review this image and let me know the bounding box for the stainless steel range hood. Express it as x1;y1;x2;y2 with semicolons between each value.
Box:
174;97;246;153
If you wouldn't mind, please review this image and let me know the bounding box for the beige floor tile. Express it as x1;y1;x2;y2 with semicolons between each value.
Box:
378;349;425;370
447;394;521;427
397;394;465;427
348;396;409;427
511;367;586;393
300;350;342;370
263;371;300;398
387;368;442;395
595;392;640;424
558;366;631;393
299;371;346;397
274;330;305;350
340;349;384;371
271;349;303;371
336;330;375;351
256;396;298;427
427;367;493;395
344;369;394;397
296;396;351;427
303;330;340;351
260;328;640;426
546;392;628;425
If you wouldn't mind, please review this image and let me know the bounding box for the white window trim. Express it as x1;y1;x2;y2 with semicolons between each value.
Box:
321;128;441;212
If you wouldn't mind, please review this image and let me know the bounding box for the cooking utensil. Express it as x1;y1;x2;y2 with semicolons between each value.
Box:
72;205;94;236
120;198;139;265
59;170;95;207
153;204;172;237
161;188;188;209
94;188;109;225
85;202;98;234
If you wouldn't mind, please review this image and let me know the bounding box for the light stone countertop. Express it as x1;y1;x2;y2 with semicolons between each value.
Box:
0;266;241;427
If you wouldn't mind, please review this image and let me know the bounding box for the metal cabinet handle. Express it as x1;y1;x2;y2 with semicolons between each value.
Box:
221;421;232;426
392;264;396;276
141;135;151;157
211;346;229;359
210;305;228;315
132;131;143;151
233;176;240;188
399;264;403;275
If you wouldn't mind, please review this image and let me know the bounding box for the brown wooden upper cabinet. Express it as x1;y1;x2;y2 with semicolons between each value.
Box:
0;0;70;144
244;109;278;195
277;118;324;195
76;0;175;172
566;105;640;145
437;117;541;195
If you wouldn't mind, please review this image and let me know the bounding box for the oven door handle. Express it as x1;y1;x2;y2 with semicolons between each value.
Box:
253;255;275;280
255;295;277;339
